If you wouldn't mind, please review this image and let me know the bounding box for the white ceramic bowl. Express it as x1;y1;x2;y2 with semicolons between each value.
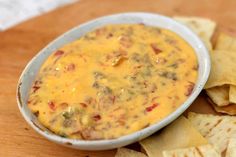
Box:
17;12;210;150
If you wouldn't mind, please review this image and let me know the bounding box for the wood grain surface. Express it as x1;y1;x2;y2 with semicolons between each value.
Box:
0;0;236;156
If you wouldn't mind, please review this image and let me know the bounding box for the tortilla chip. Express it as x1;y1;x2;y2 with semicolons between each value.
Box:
140;116;208;157
188;112;222;136
115;148;147;157
215;33;236;51
173;16;216;50
206;85;229;106
229;85;236;104
211;102;236;115
187;112;236;153
226;138;236;157
162;144;220;157
204;50;236;89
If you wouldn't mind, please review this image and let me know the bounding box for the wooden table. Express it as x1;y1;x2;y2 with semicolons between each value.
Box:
0;0;236;156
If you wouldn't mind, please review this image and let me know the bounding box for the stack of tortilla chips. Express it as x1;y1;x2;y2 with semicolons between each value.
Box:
174;16;236;115
205;33;236;115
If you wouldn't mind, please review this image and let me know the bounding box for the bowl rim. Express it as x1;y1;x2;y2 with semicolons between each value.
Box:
16;12;211;150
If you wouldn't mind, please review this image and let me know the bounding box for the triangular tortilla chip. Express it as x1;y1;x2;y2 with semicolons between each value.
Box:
215;33;236;51
229;85;236;104
211;102;236;115
115;148;147;157
206;85;229;106
140;116;208;157
226;138;236;157
204;50;236;88
173;16;216;51
188;112;223;136
162;144;220;157
187;112;236;153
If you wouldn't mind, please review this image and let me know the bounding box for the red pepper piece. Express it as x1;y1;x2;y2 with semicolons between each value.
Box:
93;114;101;121
150;43;162;54
80;103;87;108
54;50;64;57
146;103;159;112
185;82;195;96
48;101;56;111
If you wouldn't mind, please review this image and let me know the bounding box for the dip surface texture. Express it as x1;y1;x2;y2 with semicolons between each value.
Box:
28;24;198;140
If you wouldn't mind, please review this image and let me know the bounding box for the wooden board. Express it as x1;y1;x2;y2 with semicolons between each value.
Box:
0;0;236;156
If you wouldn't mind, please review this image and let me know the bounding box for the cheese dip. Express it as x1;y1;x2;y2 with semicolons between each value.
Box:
28;24;198;140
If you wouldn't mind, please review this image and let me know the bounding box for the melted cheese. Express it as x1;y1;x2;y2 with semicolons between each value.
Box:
28;24;198;140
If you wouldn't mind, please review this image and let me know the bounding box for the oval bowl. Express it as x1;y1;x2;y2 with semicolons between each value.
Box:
17;12;210;150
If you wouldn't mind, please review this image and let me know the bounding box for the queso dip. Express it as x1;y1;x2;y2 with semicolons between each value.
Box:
28;24;198;140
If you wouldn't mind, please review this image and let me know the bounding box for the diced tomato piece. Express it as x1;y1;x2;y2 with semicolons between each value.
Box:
54;50;64;57
150;43;162;54
146;103;159;112
185;82;195;96
80;103;87;108
93;114;101;121
48;101;56;111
